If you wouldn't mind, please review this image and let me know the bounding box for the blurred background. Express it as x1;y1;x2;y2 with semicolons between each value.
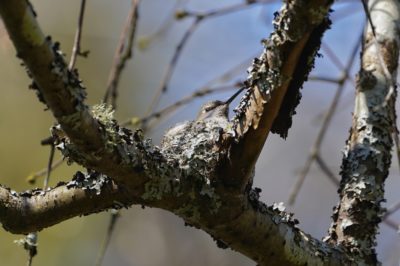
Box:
0;0;399;265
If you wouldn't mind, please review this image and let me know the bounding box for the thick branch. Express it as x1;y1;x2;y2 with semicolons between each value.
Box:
0;0;145;189
0;174;134;233
0;175;351;265
225;0;333;189
327;0;400;264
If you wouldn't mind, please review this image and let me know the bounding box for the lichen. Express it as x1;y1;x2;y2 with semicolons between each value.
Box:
66;171;113;196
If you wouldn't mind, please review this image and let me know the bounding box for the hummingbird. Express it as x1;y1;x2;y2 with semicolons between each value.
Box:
161;87;245;148
196;86;246;122
196;100;228;122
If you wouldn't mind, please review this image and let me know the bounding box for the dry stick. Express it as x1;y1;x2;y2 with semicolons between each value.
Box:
122;84;241;128
377;197;399;232
130;53;254;130
331;2;363;22
180;0;272;19
315;154;340;186
383;218;399;230
383;201;400;222
145;0;271;116
103;0;140;108
322;43;345;71
308;76;343;84
95;210;120;266
27;158;64;184
145;17;202;116
24;140;57;266
68;0;88;71
43;144;55;190
138;0;189;50
24;233;37;266
288;33;362;205
322;43;356;84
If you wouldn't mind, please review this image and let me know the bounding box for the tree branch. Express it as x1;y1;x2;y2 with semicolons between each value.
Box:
327;0;400;264
104;0;140;108
224;0;333;190
0;0;145;189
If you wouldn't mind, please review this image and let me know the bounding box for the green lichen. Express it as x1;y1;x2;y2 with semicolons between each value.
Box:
91;104;115;127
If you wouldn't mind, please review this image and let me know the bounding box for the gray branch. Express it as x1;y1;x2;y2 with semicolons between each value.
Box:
327;0;400;264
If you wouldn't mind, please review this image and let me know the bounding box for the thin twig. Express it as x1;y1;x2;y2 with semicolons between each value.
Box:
382;218;399;231
27;158;64;185
21;233;37;266
68;0;88;71
138;0;189;51
315;154;340;186
383;201;400;220
145;0;272;116
308;76;343;84
123;83;242;128
179;0;271;19
43;143;55;190
97;2;140;265
322;43;355;84
104;0;140;108
95;210;120;266
288;32;362;205
128;53;254;130
321;43;345;71
146;17;202;116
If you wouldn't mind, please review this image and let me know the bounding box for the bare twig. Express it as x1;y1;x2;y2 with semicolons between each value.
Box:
138;0;189;51
146;17;202;116
382;218;399;231
43;143;55;190
98;1;140;264
27;158;64;185
315;154;340;186
126;53;254;130
104;0;140;108
15;233;37;266
68;0;88;71
288;32;362;205
322;43;345;71
123;83;242;128
145;0;272;115
308;76;343;84
95;210;120;266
